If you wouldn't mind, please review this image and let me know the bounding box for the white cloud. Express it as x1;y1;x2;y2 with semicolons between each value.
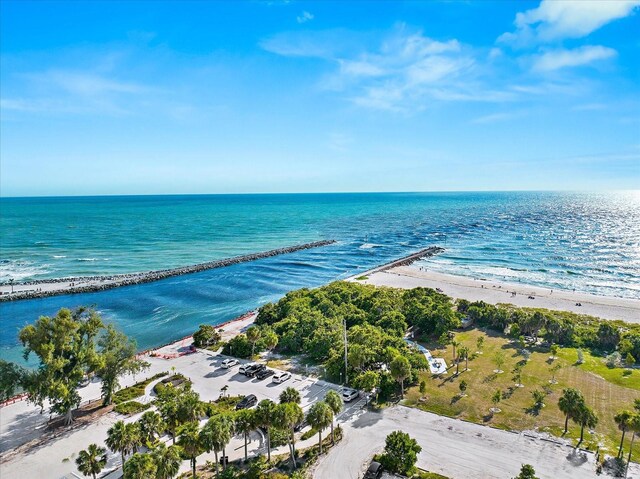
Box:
532;45;617;72
262;25;511;111
500;0;640;45
296;11;314;24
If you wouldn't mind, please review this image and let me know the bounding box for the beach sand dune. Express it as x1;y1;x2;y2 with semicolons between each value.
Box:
355;266;640;324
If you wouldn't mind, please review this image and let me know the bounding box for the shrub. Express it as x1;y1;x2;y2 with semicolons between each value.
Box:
114;400;151;415
112;372;167;404
193;324;221;348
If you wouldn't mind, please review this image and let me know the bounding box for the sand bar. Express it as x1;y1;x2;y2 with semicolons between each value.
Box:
356;266;640;324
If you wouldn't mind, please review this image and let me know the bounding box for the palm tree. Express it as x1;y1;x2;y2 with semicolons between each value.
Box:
390;355;411;396
200;415;233;477
625;413;640;478
307;401;333;454
75;444;107;479
451;338;460;363
176;389;204;425
234;409;256;462
105;421;130;465
573;403;598;445
459;346;470;371
255;399;276;462
246;326;261;356
274;402;304;469
324;390;343;444
123;452;156;479
139;411;165;444
151;443;182;479
177;422;202;479
614;410;634;458
279;386;301;404
558;388;585;435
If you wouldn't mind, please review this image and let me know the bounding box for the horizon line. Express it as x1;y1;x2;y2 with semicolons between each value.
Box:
2;188;638;200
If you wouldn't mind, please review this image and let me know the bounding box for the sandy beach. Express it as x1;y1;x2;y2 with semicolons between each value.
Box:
355;266;640;324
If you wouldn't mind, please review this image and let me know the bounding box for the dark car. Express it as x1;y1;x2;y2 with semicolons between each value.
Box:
293;418;308;432
363;461;383;479
235;394;258;410
245;364;266;378
255;368;275;380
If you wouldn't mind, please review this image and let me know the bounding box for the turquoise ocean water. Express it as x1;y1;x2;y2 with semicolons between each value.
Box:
1;192;639;365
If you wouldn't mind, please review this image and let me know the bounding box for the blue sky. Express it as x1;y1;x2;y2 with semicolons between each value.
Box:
1;1;639;196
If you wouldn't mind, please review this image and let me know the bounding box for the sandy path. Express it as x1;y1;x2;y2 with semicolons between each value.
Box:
355;267;640;323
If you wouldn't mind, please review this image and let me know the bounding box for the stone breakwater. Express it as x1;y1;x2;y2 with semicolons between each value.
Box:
0;240;336;302
361;246;445;276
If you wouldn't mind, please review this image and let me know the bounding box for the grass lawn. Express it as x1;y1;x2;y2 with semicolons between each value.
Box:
404;329;640;462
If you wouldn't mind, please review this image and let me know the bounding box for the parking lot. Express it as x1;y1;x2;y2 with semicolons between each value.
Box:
0;346;367;479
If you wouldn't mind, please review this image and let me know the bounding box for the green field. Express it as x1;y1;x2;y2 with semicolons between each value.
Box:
404;329;639;461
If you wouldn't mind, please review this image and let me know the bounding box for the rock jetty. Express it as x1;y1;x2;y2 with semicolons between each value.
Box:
0;240;336;302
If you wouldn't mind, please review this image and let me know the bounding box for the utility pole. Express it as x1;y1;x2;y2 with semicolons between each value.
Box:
343;316;348;386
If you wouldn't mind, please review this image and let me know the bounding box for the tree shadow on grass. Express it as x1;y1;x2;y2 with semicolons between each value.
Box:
482;373;497;383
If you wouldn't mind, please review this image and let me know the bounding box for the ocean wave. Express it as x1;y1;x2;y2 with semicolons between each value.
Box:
52;255;67;259
76;258;99;262
0;260;51;281
359;243;382;249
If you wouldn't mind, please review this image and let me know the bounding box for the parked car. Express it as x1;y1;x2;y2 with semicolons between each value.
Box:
341;387;359;402
255;368;275;380
272;371;291;383
293;418;308;432
245;364;266;378
239;362;257;375
220;358;239;369
363;461;383;479
235;394;258;410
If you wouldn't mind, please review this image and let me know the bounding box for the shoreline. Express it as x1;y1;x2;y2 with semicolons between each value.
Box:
0;240;336;302
354;266;640;323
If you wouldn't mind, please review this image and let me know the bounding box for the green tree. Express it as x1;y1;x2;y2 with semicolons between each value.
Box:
192;324;221;348
550;344;559;359
459;380;468;396
493;351;506;373
200;415;234;477
151;443;182;479
353;370;380;401
19;308;104;425
476;336;484;353
106;420;141;465
512;464;539;479
324;390;343;444
459;345;470;372
75;444;107;479
390;355;411;396
0;360;26;401
178;421;202;479
234;409;256;462
379;431;422;476
306;401;333;454
123;452;156;479
156;384;182;443
279;386;301;405
255;399;277;462
572;403;598;445
98;324;149;406
246;326;261;356
261;327;279;352
558;388;585;434
614;410;635;458
138;411;165;444
491;389;502;412
274;402;304;468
